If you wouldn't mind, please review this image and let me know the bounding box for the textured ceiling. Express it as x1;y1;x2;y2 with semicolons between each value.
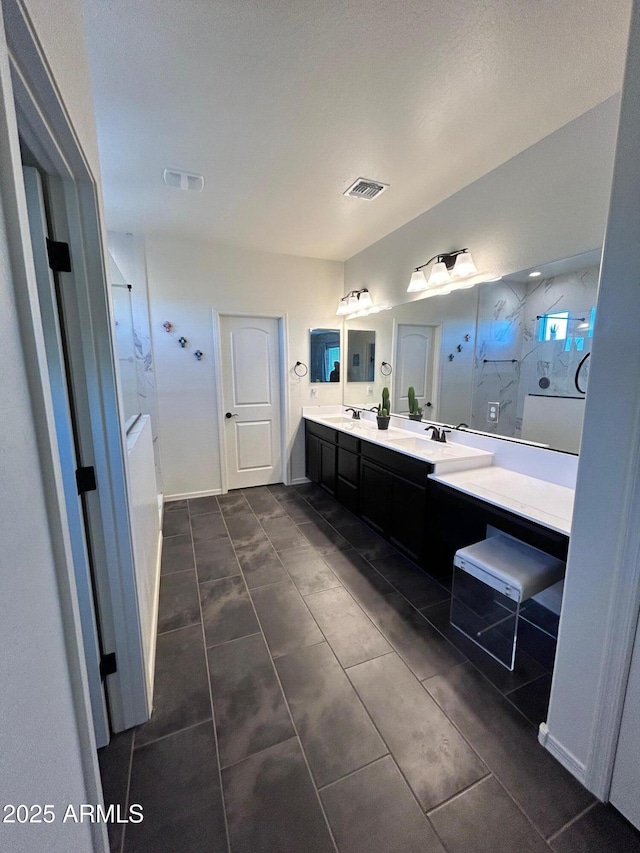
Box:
84;0;630;261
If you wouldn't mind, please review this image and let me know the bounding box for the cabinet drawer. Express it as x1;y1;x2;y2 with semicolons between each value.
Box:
360;439;432;485
338;431;360;453
305;420;338;444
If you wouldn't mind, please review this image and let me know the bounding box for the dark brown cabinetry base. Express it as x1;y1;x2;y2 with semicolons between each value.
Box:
305;419;570;582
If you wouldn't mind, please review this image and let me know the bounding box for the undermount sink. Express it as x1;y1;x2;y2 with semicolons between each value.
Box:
318;415;360;425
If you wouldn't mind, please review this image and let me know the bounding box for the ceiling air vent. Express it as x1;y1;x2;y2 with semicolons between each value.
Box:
163;168;205;192
343;177;389;200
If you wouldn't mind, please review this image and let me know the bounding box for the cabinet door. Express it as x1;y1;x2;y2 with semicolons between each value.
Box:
306;432;321;484
338;448;359;486
389;473;427;563
360;459;391;535
320;440;337;495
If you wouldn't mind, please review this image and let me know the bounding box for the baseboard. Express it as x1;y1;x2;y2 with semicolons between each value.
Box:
290;477;310;486
165;488;223;502
539;723;587;785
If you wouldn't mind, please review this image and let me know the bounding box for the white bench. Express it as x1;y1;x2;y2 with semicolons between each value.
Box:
450;533;565;671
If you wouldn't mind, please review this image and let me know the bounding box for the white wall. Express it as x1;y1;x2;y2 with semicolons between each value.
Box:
344;95;618;313
0;1;106;850
544;0;640;804
146;235;344;498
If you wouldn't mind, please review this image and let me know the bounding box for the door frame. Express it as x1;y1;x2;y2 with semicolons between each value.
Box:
391;319;442;418
4;0;149;741
212;310;290;494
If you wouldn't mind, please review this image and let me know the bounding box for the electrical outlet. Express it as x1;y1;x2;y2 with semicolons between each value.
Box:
367;386;373;395
310;388;318;398
487;402;500;423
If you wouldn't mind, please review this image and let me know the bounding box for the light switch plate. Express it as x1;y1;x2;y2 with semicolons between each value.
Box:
487;402;500;423
310;388;318;398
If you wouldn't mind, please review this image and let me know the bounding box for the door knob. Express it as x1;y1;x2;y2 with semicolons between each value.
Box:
425;401;433;408
225;412;239;419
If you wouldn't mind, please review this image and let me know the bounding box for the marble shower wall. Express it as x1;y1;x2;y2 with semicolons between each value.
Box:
471;265;599;439
471;280;527;435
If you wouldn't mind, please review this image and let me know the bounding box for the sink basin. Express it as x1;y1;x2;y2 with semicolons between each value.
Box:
318;415;359;425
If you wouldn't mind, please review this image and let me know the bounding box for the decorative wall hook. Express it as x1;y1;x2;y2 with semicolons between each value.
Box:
448;353;455;361
464;334;470;342
194;350;203;360
163;321;174;333
293;361;308;377
178;336;188;348
380;361;392;376
456;344;463;352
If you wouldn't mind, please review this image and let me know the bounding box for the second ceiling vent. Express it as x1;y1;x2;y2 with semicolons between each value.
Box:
343;177;389;200
163;168;205;192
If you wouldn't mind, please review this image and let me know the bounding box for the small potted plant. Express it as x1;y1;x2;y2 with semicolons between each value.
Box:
377;387;391;430
407;386;423;422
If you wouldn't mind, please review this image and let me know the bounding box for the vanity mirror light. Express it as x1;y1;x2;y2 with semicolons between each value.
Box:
310;328;341;383
342;249;600;453
346;329;375;382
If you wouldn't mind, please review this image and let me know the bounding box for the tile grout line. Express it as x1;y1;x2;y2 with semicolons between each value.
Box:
421;670;559;848
545;799;599;843
194;498;233;853
301;489;559;845
284;489;501;830
284;487;566;844
217;494;342;853
118;731;135;853
133;718;213;752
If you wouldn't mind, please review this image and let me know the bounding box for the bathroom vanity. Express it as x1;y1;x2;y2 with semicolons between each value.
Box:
304;408;573;579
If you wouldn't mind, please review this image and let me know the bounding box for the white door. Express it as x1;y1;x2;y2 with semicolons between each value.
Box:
23;167;110;746
220;315;283;489
394;324;437;417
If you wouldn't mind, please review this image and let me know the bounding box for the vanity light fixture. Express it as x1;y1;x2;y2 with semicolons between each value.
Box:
337;288;373;316
407;248;501;296
529;271;542;277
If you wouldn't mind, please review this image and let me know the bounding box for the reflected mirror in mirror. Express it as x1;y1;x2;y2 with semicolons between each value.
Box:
310;328;341;383
347;329;375;382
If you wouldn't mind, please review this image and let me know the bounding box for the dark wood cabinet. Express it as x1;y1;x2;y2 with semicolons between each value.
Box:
306;420;432;562
305;419;569;584
389;473;428;563
359;458;391;534
427;481;569;580
305;422;337;495
319;440;337;495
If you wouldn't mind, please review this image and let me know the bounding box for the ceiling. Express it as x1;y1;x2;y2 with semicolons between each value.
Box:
84;0;630;262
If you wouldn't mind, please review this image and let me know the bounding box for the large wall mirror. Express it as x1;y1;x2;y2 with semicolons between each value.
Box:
342;249;600;453
310;328;341;383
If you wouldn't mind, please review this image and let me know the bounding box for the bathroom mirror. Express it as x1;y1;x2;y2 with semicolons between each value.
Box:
342;249;600;453
310;328;341;383
346;329;375;382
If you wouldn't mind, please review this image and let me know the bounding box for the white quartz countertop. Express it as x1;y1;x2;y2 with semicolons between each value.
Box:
429;466;574;536
304;411;493;474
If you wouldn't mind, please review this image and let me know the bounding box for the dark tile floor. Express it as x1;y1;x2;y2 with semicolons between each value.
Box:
98;483;640;853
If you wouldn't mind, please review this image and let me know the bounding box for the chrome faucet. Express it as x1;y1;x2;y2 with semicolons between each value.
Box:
345;407;361;420
425;425;451;443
